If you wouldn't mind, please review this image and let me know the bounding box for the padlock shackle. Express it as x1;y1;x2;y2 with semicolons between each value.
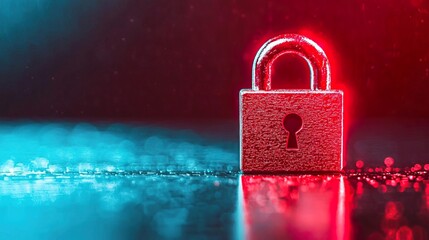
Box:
252;34;331;91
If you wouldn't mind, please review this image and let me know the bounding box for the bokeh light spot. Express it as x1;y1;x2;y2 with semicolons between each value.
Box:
356;160;364;169
384;157;394;167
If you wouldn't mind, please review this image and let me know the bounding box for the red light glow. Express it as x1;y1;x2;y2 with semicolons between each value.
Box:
384;157;395;167
241;175;350;240
356;160;364;169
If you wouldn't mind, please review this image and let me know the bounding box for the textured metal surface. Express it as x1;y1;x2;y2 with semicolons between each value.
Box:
253;34;331;91
241;34;343;173
240;90;343;172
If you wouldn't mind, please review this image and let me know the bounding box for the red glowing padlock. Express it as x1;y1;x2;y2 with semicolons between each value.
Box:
240;34;343;173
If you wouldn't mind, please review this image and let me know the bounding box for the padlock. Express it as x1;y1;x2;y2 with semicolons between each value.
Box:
240;34;343;173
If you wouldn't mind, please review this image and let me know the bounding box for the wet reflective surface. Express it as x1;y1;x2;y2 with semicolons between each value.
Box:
348;172;429;240
0;121;428;239
241;175;349;240
0;173;428;239
243;173;429;240
0;174;238;239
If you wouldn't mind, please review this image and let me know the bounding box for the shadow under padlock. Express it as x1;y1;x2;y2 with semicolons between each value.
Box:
239;34;344;173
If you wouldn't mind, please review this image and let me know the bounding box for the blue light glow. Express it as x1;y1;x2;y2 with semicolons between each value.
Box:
0;175;238;239
0;122;238;175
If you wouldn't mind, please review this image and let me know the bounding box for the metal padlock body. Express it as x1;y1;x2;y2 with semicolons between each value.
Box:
240;34;343;173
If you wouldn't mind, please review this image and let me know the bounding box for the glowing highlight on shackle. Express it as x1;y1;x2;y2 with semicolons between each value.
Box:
252;34;331;91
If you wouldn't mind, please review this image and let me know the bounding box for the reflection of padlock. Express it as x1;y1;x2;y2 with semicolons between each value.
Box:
240;34;343;173
240;175;349;239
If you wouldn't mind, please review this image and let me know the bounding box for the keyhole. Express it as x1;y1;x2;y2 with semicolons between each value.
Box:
283;113;303;150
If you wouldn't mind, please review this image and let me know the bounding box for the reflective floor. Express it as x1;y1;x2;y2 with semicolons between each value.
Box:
0;121;427;240
242;173;429;240
0;174;238;239
1;173;428;240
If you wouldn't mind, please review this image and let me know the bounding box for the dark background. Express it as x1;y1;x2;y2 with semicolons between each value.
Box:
1;0;429;121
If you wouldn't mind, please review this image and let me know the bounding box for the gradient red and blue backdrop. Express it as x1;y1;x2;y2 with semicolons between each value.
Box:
1;0;429;168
